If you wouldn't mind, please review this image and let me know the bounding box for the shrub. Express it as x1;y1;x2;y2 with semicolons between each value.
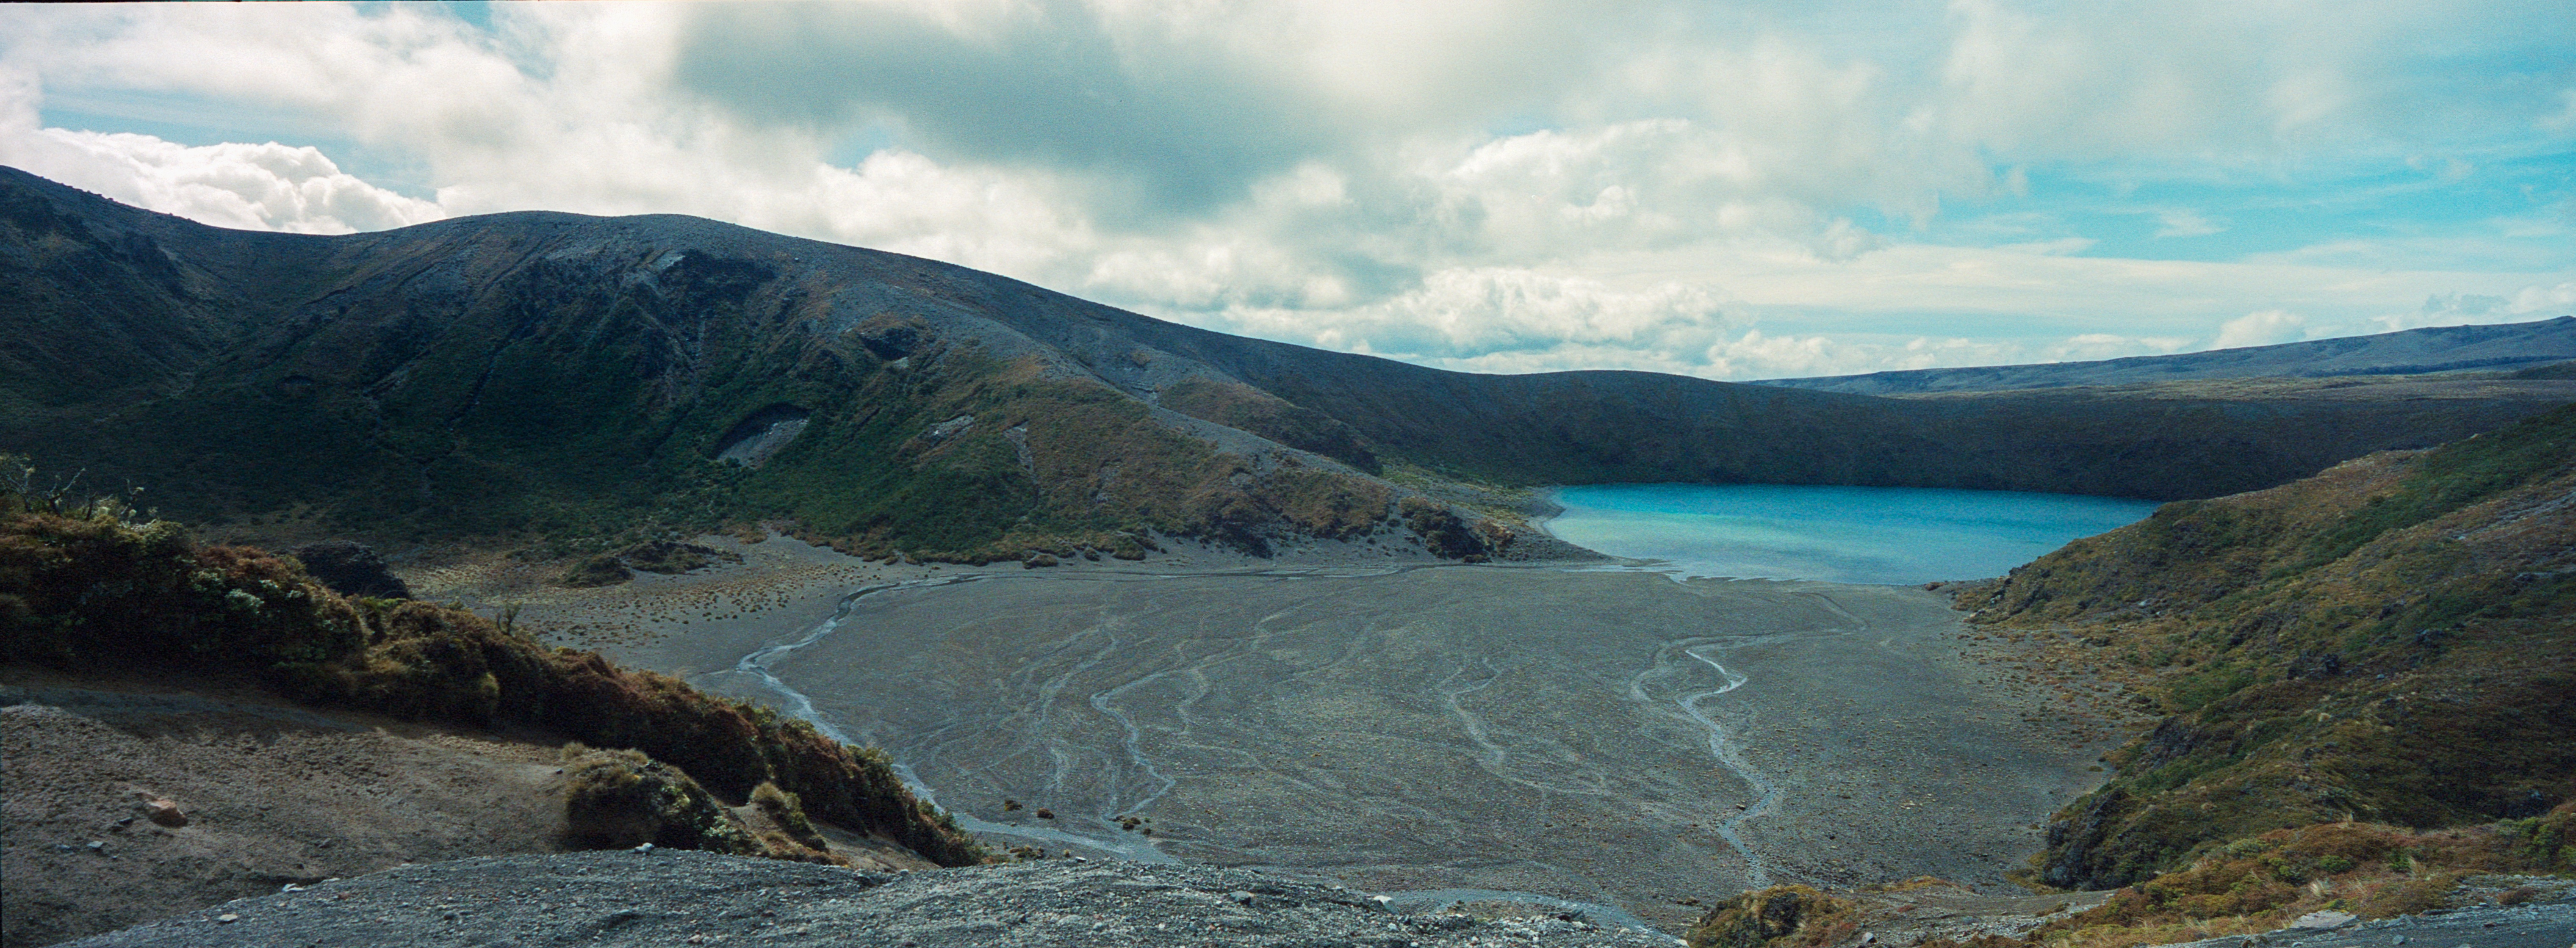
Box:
1685;885;1857;948
562;746;758;853
557;554;633;587
752;780;827;850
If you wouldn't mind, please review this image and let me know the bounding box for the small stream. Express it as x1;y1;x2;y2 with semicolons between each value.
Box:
1676;645;1776;887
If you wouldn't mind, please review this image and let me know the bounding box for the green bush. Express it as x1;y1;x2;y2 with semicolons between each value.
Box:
562;746;758;853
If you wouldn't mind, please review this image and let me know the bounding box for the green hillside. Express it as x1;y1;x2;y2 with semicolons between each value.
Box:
0;174;1405;563
7;165;2572;565
1956;403;2576;890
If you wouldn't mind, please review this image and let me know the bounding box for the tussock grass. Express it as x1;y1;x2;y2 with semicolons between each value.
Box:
751;780;829;851
1956;404;2576;890
1963;815;2576;948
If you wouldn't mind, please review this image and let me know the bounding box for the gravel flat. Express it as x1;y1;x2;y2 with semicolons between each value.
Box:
59;850;1683;947
653;564;2118;931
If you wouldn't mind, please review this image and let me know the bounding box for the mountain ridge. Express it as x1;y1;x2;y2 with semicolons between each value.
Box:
6;165;2571;564
1756;317;2576;396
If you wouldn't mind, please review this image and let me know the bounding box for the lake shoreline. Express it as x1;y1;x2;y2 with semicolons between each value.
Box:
1545;482;2161;585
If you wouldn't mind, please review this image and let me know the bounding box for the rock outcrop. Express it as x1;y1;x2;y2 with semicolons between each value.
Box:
285;541;410;600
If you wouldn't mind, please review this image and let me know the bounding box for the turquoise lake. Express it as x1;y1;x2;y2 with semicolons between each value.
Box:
1542;484;2163;585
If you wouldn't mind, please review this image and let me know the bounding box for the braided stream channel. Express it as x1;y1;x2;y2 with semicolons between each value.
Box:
685;564;2105;934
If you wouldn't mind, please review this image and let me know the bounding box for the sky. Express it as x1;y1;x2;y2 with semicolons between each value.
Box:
2;1;2570;381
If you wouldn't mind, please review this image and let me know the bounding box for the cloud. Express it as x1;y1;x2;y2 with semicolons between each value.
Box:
0;0;2567;383
2213;310;2309;349
670;2;1326;213
2153;210;2224;238
2512;281;2576;313
0;72;438;232
2374;283;2576;332
1205;267;1734;362
2544;89;2576;134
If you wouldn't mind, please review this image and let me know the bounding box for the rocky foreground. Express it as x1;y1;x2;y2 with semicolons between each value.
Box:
58;851;1682;948
55;850;2576;948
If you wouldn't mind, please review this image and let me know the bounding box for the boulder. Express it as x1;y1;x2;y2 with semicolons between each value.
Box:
286;542;411;600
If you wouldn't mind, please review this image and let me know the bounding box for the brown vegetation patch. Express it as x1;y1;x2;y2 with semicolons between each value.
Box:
1952;404;2576;889
1952;815;2576;948
1686;884;1859;948
1401;496;1494;562
0;490;989;869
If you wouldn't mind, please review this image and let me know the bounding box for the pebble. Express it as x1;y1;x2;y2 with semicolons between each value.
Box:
215;914;238;924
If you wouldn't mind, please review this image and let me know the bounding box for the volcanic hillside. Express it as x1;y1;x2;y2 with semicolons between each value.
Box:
5;166;2569;562
1959;402;2576;891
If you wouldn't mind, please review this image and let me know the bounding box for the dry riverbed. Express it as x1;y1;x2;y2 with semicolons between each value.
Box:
422;534;2136;933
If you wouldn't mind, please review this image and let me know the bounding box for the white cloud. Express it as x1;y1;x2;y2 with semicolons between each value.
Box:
0;71;438;232
1205;267;1735;362
2540;89;2576;134
2153;210;2224;238
2213;310;2309;349
2512;281;2576;313
0;0;2566;383
2050;333;2198;361
2374;282;2576;332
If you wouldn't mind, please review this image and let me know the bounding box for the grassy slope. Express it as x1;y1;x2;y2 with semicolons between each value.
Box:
7;166;2570;565
0;176;1402;563
0;482;988;867
1955;403;2576;891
